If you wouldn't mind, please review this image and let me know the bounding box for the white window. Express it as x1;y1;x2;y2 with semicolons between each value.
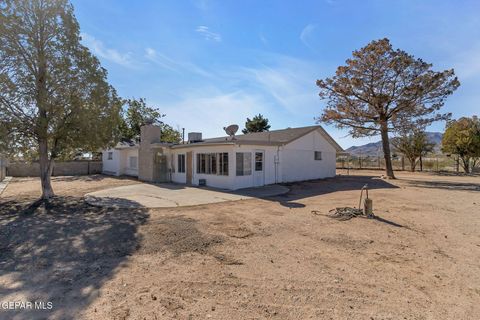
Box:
236;152;252;176
255;152;263;171
107;152;113;160
177;154;185;173
196;153;228;176
314;151;322;160
129;156;138;169
218;153;229;176
196;153;217;174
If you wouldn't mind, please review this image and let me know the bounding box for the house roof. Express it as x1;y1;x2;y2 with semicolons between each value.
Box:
171;125;343;151
115;139;139;149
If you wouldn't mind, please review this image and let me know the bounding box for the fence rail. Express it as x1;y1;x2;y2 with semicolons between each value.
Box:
6;161;102;177
336;155;463;173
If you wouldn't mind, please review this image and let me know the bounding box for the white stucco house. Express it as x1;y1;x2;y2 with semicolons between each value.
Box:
102;125;343;190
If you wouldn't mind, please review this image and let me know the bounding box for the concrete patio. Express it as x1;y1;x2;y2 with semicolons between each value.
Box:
85;183;289;208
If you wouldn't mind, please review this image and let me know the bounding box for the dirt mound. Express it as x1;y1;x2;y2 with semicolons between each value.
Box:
138;216;224;256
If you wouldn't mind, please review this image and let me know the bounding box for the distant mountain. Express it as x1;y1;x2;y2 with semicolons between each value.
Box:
345;132;443;156
346;141;383;157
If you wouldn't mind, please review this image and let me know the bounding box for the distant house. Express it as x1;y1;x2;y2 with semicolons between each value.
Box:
102;125;343;190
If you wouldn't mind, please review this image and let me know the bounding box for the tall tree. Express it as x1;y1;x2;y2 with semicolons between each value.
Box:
160;123;182;143
391;130;434;172
442;116;480;173
317;38;459;178
0;0;123;199
120;98;165;141
120;98;181;143
242;114;271;134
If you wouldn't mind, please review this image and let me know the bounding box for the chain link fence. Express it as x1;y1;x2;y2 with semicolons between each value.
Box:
336;154;463;173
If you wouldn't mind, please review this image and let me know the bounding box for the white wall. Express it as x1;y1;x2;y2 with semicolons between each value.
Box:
169;145;234;189
119;149;139;176
167;130;337;190
103;128;338;188
170;151;186;184
102;148;139;177
231;144;280;189
169;144;281;190
102;149;121;175
280;129;337;182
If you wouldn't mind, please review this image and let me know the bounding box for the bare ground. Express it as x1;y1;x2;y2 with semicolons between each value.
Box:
1;171;479;320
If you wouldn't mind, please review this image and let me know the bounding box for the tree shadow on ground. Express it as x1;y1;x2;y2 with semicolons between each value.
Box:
0;196;148;320
402;180;480;192
429;171;480;177
271;175;399;208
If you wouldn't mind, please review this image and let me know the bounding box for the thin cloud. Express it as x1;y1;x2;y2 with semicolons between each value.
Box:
451;44;480;79
80;33;135;68
144;47;213;77
300;24;317;50
193;0;209;12
144;47;180;73
259;33;268;46
195;26;222;42
231;53;320;115
156;87;270;137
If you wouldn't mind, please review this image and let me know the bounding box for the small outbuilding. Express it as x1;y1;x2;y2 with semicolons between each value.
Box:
102;125;343;190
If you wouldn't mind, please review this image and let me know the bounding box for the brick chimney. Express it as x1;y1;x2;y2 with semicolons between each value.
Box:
140;124;161;145
138;124;161;181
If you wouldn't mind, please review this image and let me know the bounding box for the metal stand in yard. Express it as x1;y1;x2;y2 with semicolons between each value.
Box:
313;184;374;221
362;185;373;217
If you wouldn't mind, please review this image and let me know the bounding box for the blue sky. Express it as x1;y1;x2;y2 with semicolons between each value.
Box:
71;0;480;148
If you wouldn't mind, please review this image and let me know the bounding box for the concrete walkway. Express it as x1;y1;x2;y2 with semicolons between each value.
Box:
85;183;289;208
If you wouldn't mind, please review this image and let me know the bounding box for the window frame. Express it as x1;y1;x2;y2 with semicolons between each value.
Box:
255;152;263;171
107;152;113;160
177;154;186;173
129;156;138;169
236;152;252;176
314;151;322;161
196;153;223;175
218;152;229;176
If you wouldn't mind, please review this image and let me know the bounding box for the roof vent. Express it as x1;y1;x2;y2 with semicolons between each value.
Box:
188;132;203;143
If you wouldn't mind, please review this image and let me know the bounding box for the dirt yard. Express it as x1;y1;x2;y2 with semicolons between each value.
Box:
1;171;479;320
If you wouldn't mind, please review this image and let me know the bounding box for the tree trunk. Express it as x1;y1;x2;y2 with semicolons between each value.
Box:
380;121;395;178
409;157;416;172
36;41;54;200
461;156;470;174
472;157;479;171
38;138;54;199
419;156;423;171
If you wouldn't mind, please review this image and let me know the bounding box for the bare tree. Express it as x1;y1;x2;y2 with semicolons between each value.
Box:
317;38;459;178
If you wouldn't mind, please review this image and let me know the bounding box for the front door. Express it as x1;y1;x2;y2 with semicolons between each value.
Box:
186;151;193;185
153;152;168;182
253;150;265;187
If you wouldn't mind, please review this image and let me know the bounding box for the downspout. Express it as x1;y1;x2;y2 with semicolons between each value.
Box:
169;152;173;182
275;146;280;184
